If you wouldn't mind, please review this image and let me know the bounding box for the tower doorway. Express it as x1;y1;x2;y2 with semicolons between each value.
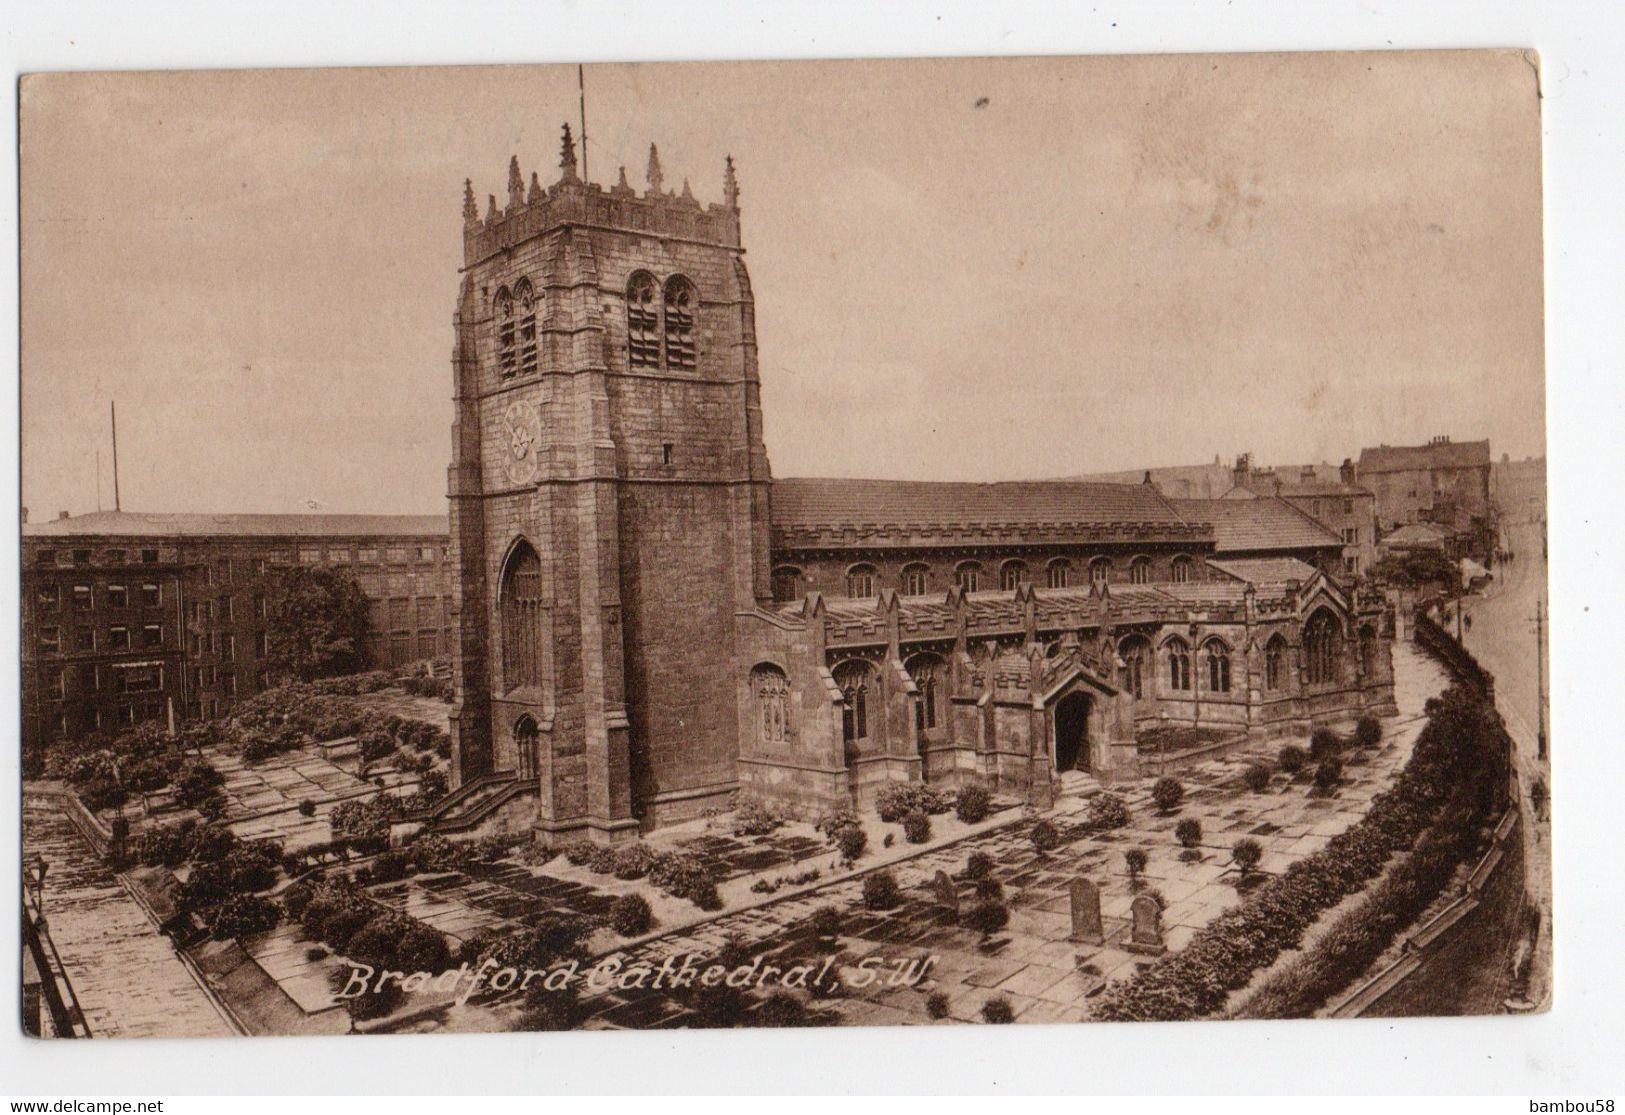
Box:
1054;691;1090;772
514;715;538;782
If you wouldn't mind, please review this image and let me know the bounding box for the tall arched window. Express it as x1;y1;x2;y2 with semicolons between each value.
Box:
512;278;538;377
1166;637;1191;691
1265;634;1287;690
906;653;943;734
1171;555;1193;584
771;566;803;604
955;561;983;593
833;661;872;743
1090;557;1113;587
627;272;661;368
1128;557;1151;585
845;564;877;598
1204;640;1232;693
1119;635;1150;699
514;714;539;781
663;276;697;369
1000;560;1027;591
1304;610;1342;686
752;664;790;743
500;541;543;692
1046;559;1071;589
495;286;517;378
901;563;930;596
1359;624;1378;678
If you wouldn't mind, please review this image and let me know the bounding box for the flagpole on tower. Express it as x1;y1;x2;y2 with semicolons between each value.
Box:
578;64;589;182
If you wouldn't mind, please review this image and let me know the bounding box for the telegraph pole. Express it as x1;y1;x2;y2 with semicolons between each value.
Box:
1535;598;1547;761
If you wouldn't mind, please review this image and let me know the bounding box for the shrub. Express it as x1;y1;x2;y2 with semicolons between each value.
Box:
980;996;1015;1024
515;983;580;1032
1086;792;1129;830
395;925;450;974
586;845;619;875
1243;763;1272;793
648;850;720;909
925;992;950;1020
1354;717;1383;749
304;945;328;962
372;849;410;883
320;904;375;954
1314;758;1344;790
756;991;811;1028
209;894;281;940
875;783;949;823
834;824;868;865
1278;745;1308;774
405;833;468;874
611;844;656;881
816;804;860;839
1151;777;1184;813
731;800;784;837
1174;818;1203;848
357;730;396;764
962;851;995;880
608;893;653;937
862;870;902;910
1309;729;1343;761
298;798;317;817
563;842;595;867
340;971;403;1023
1030;819;1062;852
344;913;412;970
1125;848;1148;877
809;906;842;939
955;783;992;824
690;982;754;1029
974;878;1004;902
963;899;1010;936
281;880;318;920
175;760;225;808
1232;838;1263;877
901;810;932;844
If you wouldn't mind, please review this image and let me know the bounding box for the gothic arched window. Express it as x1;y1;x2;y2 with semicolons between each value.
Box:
955;561;983;593
1046;559;1071;589
514;714;539;781
1265;634;1287;690
1119;635;1150;699
1000;560;1027;591
513;278;538;377
627;272;661;368
1090;557;1113;587
663;276;697;369
771;566;804;604
500;541;543;692
1171;555;1193;584
752;664;790;744
901;563;930;596
845;564;877;599
495;286;517;379
1128;557;1151;585
1359;623;1378;678
833;661;872;743
1166;637;1191;692
1304;609;1342;686
906;653;943;734
1204;639;1232;693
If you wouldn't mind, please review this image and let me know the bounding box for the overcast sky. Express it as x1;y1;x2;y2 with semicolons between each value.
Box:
20;51;1544;517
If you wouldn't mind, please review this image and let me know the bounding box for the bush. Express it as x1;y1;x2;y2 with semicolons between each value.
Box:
209;894;281;940
281;880;318;920
611;844;656;881
1354;717;1383;749
298;798;317;817
305;945;328;962
372;849;410;883
395;925;451;974
1030;819;1062;852
608;893;653;937
925;992;950;1020
1086;792;1129;830
648;850;720;909
756;991;811;1028
586;845;619;875
563;842;595;867
1243;763;1272;793
955;783;992;824
875;783;949;823
809;906;842;939
862;870;902;910
963;900;1010;936
1309;729;1343;761
980;996;1015;1024
357;730;396;764
1151;777;1184;813
962;851;995;880
834;824;868;865
901;810;932;844
515;983;580;1032
731;800;784;837
1314;758;1344;790
1278;745;1308;774
974;878;1004;902
1174;818;1203;848
816;804;860;839
1232;838;1263;877
1125;848;1148;877
344;913;412;970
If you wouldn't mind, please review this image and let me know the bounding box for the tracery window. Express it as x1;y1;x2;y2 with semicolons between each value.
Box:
1128;557;1151;585
834;661;872;743
1000;560;1027;591
1046;560;1071;589
1090;558;1113;587
907;653;943;733
513;278;538;377
1304;610;1342;686
752;665;790;744
495;287;517;378
1171;555;1193;584
955;561;982;593
901;563;930;596
663;276;697;369
1119;635;1150;699
501;542;544;692
1265;635;1287;690
1166;637;1192;691
1204;640;1232;693
627;272;661;368
846;564;877;599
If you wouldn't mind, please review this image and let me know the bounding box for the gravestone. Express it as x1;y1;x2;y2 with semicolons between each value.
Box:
1068;877;1104;945
932;870;959;922
1127;893;1165;955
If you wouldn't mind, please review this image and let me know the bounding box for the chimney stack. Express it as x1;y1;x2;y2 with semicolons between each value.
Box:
58;510;70;520
1340;458;1356;485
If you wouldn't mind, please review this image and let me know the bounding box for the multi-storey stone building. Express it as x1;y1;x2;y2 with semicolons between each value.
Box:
1215;455;1380;576
443;131;1399;843
1357;437;1493;535
20;511;452;756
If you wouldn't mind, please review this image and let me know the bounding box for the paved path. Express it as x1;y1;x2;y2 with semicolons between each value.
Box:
23;804;236;1039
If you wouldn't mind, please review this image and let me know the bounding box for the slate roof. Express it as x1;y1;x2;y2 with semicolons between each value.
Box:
1272;479;1373;498
771;477;1186;531
1208;556;1322;588
22;510;448;539
1379;522;1450;549
1169;497;1342;555
1358;440;1491;474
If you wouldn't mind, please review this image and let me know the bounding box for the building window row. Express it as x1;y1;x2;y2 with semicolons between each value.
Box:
773;552;1199;602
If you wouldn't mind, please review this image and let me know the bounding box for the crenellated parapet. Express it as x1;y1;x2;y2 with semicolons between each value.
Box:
462;126;742;268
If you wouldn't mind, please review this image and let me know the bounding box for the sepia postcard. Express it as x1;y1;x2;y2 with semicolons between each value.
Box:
18;50;1550;1041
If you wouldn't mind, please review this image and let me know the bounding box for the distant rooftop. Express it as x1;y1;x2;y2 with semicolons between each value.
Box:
1171;497;1343;554
771;477;1187;533
22;510;447;539
1358;439;1491;474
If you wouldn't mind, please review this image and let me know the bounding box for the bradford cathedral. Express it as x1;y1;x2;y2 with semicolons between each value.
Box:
444;127;1397;845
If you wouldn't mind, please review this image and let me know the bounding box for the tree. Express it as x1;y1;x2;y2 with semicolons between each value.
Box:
266;566;372;682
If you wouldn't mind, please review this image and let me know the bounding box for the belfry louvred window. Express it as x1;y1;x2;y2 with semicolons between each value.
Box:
514;278;538;376
663;276;697;369
496;287;517;378
627;273;661;368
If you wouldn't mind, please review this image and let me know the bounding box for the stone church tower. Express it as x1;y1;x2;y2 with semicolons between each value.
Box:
447;127;772;844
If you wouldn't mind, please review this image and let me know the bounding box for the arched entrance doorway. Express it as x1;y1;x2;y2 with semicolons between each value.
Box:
1054;691;1090;772
514;715;538;781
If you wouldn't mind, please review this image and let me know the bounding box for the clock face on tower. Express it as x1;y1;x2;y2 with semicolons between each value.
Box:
502;399;541;485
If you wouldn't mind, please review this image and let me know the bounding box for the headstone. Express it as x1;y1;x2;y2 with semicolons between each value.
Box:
932;870;959;922
1068;877;1104;945
1128;893;1165;955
